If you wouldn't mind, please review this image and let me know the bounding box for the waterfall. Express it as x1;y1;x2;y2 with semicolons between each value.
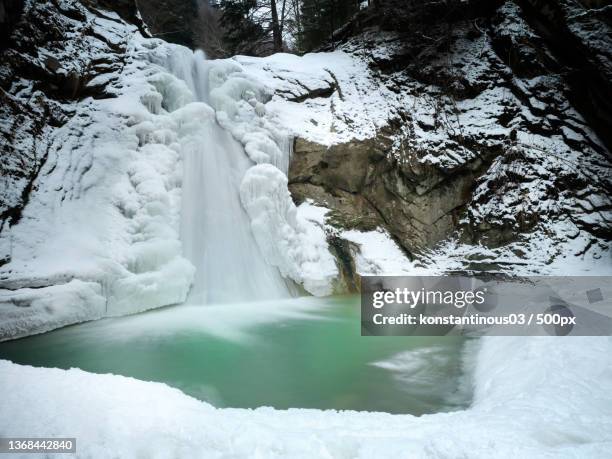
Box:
164;49;291;304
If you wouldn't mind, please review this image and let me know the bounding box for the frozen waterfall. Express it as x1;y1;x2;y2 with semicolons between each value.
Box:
164;49;291;304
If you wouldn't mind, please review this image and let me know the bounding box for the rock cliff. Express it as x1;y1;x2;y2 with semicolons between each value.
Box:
281;0;611;277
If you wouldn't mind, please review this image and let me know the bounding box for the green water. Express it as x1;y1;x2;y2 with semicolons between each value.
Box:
0;296;473;415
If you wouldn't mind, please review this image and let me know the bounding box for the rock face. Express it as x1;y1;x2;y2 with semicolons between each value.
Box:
288;0;612;265
0;0;23;49
0;0;609;296
517;0;612;150
289;134;489;254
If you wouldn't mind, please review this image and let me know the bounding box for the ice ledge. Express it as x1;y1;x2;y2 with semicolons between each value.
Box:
0;280;105;341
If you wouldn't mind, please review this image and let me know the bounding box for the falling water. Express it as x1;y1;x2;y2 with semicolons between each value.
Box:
164;49;290;304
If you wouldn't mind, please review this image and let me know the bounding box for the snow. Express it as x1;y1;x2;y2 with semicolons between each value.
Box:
2;335;611;457
1;4;611;455
235;51;395;147
7;0;612;327
3;0;611;338
0;280;105;341
2;22;352;338
231;25;610;275
339;229;419;275
0;31;199;339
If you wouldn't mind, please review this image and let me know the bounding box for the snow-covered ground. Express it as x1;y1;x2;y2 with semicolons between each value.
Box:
2;335;611;458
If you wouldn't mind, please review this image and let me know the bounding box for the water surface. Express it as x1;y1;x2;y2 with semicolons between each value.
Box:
0;296;474;415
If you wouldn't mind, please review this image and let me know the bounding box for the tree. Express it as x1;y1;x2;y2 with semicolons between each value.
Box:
216;0;360;55
270;0;283;52
298;0;359;52
218;0;266;55
193;0;227;57
217;0;290;55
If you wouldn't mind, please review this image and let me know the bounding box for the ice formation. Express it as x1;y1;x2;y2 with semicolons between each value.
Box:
156;48;339;298
240;166;337;296
154;45;338;300
1;32;199;339
1;25;345;338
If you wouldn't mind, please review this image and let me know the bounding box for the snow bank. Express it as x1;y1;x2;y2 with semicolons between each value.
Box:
341;229;420;275
340;221;612;277
2;336;611;458
234;51;389;146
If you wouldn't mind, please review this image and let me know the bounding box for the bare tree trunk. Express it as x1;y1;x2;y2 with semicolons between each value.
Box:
329;0;335;50
291;0;302;42
279;0;287;37
270;0;283;52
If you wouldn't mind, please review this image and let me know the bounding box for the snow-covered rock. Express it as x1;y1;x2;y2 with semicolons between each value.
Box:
1;0;610;337
0;2;198;339
229;0;612;281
